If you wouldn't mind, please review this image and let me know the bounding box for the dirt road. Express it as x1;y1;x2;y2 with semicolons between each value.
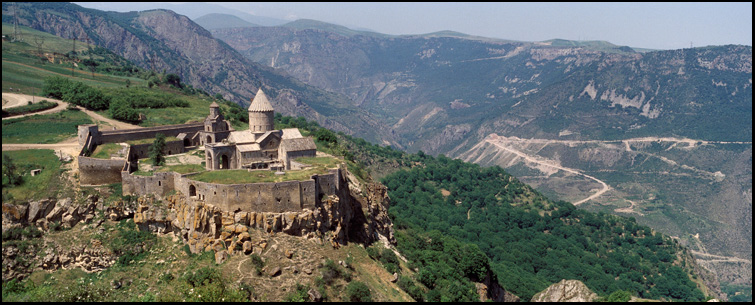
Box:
483;135;611;205
2;93;70;119
2;93;141;130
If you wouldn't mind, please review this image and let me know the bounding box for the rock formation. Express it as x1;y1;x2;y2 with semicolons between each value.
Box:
530;279;598;302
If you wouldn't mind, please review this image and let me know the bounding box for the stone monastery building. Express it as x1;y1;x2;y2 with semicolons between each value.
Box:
200;89;316;171
76;89;316;186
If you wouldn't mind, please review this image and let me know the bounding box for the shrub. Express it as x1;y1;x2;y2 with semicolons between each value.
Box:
320;259;351;285
397;275;424;302
607;290;632;302
345;281;371;302
249;254;265;275
183;266;222;287
108;220;156;266
284;284;309;302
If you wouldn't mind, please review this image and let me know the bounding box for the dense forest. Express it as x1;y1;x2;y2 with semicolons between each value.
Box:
381;153;706;301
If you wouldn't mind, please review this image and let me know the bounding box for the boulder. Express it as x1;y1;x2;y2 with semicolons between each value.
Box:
390;272;399;283
2;203;27;223
268;266;281;277
46;198;72;222
308;288;322;302
215;250;229;265
28;199;54;223
234;212;248;226
242;241;253;254
234;224;248;234
530;279;598;302
211;239;225;252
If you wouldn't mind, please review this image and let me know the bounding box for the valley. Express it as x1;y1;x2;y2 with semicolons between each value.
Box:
456;133;752;286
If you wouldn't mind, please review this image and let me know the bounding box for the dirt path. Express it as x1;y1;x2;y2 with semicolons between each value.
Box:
2;93;69;119
78;106;141;130
484;135;610;205
2;93;141;130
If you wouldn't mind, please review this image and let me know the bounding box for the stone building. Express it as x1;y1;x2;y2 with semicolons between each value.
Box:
77;88;316;186
204;89;316;171
199;101;232;146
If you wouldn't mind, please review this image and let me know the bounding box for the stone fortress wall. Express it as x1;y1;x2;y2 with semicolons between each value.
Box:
77;123;203;186
121;168;342;214
78;156;127;185
129;140;185;159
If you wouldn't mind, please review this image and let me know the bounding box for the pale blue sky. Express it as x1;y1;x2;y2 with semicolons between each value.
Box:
76;2;752;50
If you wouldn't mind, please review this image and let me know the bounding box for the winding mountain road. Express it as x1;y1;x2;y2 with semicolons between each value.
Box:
2;93;141;130
478;134;751;206
483;135;610;205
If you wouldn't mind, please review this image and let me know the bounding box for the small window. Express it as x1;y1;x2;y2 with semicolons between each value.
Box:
158;181;161;186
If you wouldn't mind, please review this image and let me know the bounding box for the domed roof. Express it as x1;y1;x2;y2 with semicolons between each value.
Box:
209;101;219;108
248;89;274;112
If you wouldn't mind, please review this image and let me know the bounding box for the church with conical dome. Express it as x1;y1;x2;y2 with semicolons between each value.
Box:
203;89;316;171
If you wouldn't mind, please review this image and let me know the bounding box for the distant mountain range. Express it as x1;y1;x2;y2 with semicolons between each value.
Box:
3;2;751;290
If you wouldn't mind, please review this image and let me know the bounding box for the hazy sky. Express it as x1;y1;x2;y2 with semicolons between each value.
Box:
76;2;752;50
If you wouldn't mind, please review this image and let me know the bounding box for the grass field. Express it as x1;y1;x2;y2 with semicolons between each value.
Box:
90;143;124;159
2;149;66;202
2;23;144;94
2;110;94;143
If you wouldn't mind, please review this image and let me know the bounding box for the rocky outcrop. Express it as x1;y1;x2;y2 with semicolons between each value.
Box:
476;269;520;302
530;279;598;302
2;194;137;281
132;168;395;255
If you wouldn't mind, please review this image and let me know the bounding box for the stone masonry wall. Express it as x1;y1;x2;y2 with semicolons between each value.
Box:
97;123;203;145
121;171;178;198
78;156;126;185
128;140;185;159
122;169;340;214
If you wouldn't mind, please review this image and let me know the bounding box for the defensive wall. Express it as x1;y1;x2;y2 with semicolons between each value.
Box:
121;168;343;214
78;123;204;147
78;156;128;185
77;122;200;186
129;140;185;159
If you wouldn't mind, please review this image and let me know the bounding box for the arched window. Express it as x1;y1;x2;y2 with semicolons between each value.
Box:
189;185;196;197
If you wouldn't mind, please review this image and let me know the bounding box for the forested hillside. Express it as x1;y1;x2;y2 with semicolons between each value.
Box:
382;154;712;301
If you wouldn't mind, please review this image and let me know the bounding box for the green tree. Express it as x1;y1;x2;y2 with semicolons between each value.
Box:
2;154;22;186
150;133;166;166
108;97;139;122
607;290;632;302
165;73;181;88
